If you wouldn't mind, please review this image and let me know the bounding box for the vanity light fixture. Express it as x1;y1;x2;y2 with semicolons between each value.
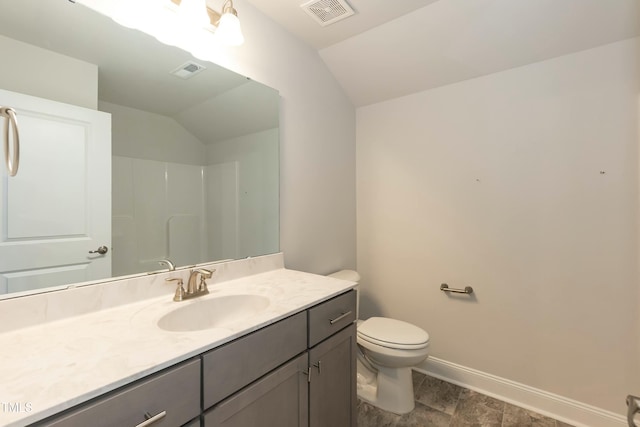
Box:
170;0;245;46
215;1;245;46
74;0;245;64
177;0;210;27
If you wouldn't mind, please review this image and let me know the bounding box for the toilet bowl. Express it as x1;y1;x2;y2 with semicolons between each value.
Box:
328;270;430;415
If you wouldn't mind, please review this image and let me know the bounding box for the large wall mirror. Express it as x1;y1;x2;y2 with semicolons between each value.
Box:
0;0;280;299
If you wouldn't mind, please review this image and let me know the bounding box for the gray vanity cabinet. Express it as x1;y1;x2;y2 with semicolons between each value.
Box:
203;353;309;427
204;289;357;427
308;324;357;427
35;359;201;427
202;312;307;409
307;291;357;427
202;311;308;427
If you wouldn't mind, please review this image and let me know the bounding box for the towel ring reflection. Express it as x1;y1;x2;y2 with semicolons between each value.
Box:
0;106;19;177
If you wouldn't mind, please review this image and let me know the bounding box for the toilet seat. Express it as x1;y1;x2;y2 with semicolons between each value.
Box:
358;317;429;350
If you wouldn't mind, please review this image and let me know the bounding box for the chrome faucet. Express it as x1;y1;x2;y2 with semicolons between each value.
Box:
158;259;175;271
166;268;215;302
186;268;214;296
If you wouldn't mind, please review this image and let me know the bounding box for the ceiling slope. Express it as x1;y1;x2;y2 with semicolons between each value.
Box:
318;0;640;106
246;0;436;50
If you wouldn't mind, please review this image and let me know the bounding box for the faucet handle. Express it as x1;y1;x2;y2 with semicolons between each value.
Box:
196;268;214;279
196;269;215;292
166;277;185;302
197;276;209;292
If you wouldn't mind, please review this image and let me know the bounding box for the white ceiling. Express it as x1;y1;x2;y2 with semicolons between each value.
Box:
247;0;640;107
245;0;437;50
3;0;639;114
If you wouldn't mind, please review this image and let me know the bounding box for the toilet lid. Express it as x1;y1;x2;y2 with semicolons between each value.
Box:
357;317;429;350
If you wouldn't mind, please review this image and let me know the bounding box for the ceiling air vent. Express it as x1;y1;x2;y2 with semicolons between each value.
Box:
301;0;355;27
170;61;206;79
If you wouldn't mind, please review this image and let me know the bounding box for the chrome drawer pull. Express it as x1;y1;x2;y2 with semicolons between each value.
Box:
136;411;167;427
329;310;352;325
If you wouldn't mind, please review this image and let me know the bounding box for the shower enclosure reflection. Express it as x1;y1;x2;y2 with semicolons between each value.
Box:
107;101;279;276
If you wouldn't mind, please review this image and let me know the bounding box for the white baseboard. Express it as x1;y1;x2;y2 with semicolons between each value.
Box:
416;357;627;427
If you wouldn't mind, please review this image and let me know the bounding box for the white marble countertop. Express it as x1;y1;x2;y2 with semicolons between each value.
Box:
0;267;355;427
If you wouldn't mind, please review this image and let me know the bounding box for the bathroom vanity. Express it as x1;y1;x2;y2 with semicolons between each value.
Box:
0;254;357;427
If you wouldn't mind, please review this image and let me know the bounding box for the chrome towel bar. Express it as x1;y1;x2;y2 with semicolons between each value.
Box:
0;106;20;177
440;283;473;294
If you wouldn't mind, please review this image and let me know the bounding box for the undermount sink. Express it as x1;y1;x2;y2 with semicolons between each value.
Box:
157;294;270;332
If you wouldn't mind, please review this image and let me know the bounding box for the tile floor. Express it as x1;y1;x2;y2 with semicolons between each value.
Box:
357;371;575;427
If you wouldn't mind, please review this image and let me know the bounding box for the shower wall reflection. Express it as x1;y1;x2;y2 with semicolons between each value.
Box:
106;101;279;276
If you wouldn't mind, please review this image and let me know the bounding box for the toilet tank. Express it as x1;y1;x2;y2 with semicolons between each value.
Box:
328;270;361;318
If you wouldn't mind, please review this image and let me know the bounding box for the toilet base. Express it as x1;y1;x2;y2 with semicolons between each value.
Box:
356;358;416;415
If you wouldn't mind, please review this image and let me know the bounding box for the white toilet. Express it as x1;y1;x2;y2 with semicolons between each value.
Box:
328;270;430;415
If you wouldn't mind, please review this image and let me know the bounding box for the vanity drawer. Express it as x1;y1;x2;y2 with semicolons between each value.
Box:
308;290;356;347
202;311;307;409
37;359;201;427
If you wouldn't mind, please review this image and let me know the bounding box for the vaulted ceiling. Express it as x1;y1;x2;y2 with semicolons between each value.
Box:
247;0;640;106
3;0;639;113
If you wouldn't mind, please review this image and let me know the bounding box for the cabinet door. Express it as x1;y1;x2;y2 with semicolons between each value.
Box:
309;323;356;427
204;353;308;427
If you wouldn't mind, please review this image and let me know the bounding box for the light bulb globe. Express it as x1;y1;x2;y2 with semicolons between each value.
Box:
216;12;244;46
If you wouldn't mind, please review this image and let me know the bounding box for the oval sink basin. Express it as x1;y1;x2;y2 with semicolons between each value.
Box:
157;294;270;332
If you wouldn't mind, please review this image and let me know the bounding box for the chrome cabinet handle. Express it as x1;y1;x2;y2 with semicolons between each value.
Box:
88;246;109;255
302;369;311;383
329;310;352;325
135;411;167;427
0;107;19;177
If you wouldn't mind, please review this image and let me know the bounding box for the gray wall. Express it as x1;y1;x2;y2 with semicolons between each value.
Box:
0;34;97;109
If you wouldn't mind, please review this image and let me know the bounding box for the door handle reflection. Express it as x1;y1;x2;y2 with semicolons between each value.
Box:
88;246;108;255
